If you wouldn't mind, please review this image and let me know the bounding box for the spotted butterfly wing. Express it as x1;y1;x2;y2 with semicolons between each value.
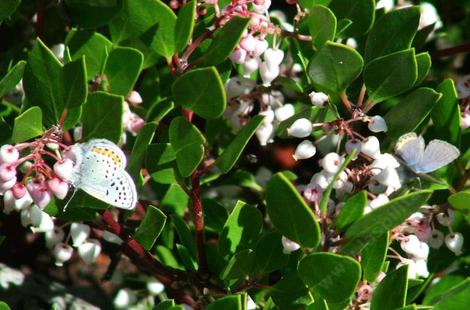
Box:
395;132;425;172
71;139;137;210
414;140;460;174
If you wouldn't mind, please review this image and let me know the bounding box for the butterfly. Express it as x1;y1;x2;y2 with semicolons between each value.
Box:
66;139;137;210
395;132;460;174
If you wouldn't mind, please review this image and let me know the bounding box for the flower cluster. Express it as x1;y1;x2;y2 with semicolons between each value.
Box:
456;75;470;129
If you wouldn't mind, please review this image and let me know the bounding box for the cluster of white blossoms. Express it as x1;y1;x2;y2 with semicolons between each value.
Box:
113;279;165;309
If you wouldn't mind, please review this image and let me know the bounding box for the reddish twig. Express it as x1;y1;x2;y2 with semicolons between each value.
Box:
190;171;207;272
431;41;470;59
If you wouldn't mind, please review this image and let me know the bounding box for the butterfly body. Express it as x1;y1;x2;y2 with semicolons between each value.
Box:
67;139;137;210
395;133;460;174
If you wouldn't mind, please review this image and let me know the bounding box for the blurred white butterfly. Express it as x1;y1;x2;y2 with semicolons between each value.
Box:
395;132;460;174
67;139;137;210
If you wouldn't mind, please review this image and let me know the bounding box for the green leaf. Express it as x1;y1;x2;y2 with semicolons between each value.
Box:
328;0;375;37
0;61;26;97
202;198;228;233
449;191;470;210
134;205;167;250
431;79;461;145
62;57;88;109
307;6;337;49
364;49;417;103
266;173;321;248
307;41;363;94
146;143;179;184
176;243;197;271
414;52;431;86
0;301;11;310
172;67;226;119
11;107;43;143
362;232;389;282
64;0;123;28
174;0;196;53
364;6;420;62
109;0;176;60
104;47;143;96
270;272;311;309
345;191;432;239
371;266;408;310
423;275;466;305
203;17;251;66
216;115;264;173
65;30;113;80
336;190;367;231
0;0;20;21
206;295;242;310
147;98;175;122
173;215;197;261
219;201;262;257
155;300;176;310
128;122;157;189
221;249;255;280
298;253;361;303
253;232;289;274
384;87;441;139
81;91;124;143
168;116;205;177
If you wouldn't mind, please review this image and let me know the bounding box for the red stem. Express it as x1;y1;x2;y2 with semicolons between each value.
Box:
432;41;470;59
191;172;207;272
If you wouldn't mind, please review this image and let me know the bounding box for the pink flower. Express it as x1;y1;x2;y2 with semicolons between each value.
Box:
47;177;69;200
53;158;74;181
0;164;17;182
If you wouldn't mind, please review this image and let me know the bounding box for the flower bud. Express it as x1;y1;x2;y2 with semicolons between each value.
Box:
345;139;361;160
364;194;389;214
30;204;54;233
46;143;60;151
229;47;247;65
3;190;15;214
12;182;26;199
147;280;165;295
373;166;401;189
0;164;17;182
129;118;145;134
28;182;52;209
428;229;444;249
319;152;343;174
71;223;91;247
78;238;102;264
357;284;373;302
256;123;274;146
0;145;19;164
310;172;329;190
309;91;329;107
127;90;143;106
45;227;65;249
445;232;464;255
0;176;17;193
264;48;284;69
253;38;269;57
281;236;301;254
20;207;32;227
368;180;386;194
436;209;454;227
225;77;256;99
287;118;312;138
360;136;381;159
53;158;74;181
293;140;316;161
114;289;137;309
259;108;275;124
53;243;73;266
462;112;470;130
47;177;69;200
259;62;280;86
73;126;83;141
367;115;388;133
274;104;294;122
243;55;260;76
14;189;33;211
240;34;257;52
253;0;271;13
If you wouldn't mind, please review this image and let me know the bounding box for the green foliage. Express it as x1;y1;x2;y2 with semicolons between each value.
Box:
307;6;337;50
134;205;166;250
371;266;409;310
11;107;43;143
104;47;144;96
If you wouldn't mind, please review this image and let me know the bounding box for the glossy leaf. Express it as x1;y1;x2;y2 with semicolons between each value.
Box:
371;266;408;310
253;233;289;274
220;249;255;280
173;216;197;260
206;295;242;310
171;67;226;119
364;6;420;62
336;190;367;231
0;0;20;21
134;206;167;250
431;79;461;145
146;143;178;184
81;91;124;143
62;57;88;109
0;61;26;97
346;191;432;239
174;0;196;53
414;52;431;86
128;122;157;189
168;117;205;177
219;201;262;257
328;0;375;37
203;17;251;66
64;0;123;28
11;107;43;143
449;191;470;210
216;115;264;173
307;5;337;49
384;87;441;139
298;253;361;303
270;272;311;309
266;173;321;248
362;232;389;282
202;198;228;233
364;49;417;103
308;41;363;94
104;47;143;96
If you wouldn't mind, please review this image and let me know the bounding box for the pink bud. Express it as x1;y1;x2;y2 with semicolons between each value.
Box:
240;34;257;52
12;183;27;199
3;190;15;214
0;145;19;164
229;48;247;65
47;177;69;200
53;158;74;181
357;284;373;302
0;164;17;182
253;38;269;57
127;90;143;106
129;118;145;133
243;55;260;76
0;177;17;193
27;180;52;209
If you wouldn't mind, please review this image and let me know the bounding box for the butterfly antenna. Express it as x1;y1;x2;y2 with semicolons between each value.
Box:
63;187;78;212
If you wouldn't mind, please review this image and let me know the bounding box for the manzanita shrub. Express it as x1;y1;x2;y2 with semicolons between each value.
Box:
1;0;470;309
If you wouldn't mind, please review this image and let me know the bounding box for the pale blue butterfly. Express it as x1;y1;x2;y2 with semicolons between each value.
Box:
395;132;460;174
66;139;137;210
